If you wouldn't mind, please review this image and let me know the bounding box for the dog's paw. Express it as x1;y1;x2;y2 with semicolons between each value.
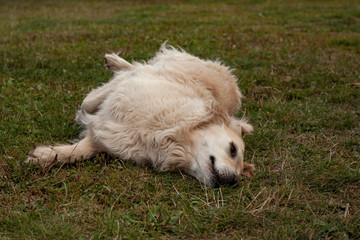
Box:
241;162;255;178
25;146;58;167
104;53;132;72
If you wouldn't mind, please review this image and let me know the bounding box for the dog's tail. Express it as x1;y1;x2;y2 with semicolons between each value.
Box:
104;53;133;72
25;136;98;167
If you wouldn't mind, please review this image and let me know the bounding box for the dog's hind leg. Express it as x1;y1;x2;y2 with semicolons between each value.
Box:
79;54;133;114
26;136;98;167
104;53;133;72
80;80;118;114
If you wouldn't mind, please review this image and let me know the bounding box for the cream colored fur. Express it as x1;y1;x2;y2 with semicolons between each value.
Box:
26;45;254;187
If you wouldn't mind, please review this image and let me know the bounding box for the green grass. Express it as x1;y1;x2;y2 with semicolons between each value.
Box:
1;0;359;239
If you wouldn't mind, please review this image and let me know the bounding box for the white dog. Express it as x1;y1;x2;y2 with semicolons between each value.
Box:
26;45;255;187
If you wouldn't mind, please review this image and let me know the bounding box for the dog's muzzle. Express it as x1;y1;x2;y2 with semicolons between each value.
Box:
213;173;238;188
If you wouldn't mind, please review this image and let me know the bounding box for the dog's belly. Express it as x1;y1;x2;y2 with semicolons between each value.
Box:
100;75;207;129
86;74;209;162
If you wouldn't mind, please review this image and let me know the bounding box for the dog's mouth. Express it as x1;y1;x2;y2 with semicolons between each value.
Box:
212;174;238;188
209;162;238;188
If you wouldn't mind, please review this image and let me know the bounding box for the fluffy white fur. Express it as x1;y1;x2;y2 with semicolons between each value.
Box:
26;45;255;187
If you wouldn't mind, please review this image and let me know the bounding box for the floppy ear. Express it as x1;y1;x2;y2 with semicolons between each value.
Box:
241;162;255;178
230;118;254;136
240;120;254;135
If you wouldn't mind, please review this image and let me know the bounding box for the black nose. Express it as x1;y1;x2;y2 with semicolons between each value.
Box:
215;174;238;187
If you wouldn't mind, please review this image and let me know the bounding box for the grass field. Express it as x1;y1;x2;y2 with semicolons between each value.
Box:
1;0;359;239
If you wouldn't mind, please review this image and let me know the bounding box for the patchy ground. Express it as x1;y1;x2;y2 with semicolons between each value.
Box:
1;0;359;239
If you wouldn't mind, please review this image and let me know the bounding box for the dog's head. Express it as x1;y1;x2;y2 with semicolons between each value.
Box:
188;118;254;187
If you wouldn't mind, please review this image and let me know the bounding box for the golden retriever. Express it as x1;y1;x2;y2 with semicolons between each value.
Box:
26;45;255;187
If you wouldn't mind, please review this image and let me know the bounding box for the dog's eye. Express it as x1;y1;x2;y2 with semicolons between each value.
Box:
230;142;237;157
210;155;215;165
